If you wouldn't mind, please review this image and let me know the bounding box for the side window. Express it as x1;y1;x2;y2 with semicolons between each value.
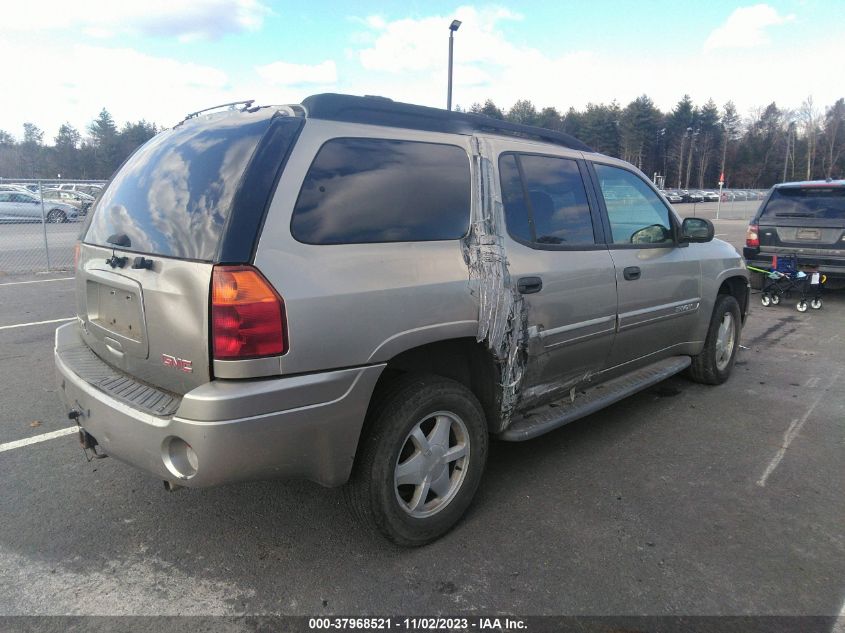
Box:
291;138;470;244
0;193;11;202
499;153;596;246
593;164;673;245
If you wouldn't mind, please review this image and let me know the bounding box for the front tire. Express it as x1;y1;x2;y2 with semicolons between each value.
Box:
688;294;742;385
46;209;66;223
345;374;488;547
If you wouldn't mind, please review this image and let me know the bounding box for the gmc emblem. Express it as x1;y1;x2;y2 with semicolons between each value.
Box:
161;354;193;373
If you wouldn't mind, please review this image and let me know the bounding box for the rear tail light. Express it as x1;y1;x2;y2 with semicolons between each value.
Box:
746;224;759;248
211;265;286;360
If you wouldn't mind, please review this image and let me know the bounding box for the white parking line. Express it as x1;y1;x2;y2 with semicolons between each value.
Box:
0;317;74;331
834;595;845;633
756;369;842;487
0;426;78;453
0;277;74;287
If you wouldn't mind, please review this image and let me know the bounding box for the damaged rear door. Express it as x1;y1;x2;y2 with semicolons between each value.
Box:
495;147;618;408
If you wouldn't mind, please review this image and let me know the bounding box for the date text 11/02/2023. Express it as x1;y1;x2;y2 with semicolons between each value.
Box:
308;617;527;630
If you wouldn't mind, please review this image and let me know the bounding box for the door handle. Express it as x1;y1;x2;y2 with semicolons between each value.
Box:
517;276;543;294
623;266;641;281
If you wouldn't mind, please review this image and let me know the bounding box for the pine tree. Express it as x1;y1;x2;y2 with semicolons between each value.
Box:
507;100;538;126
88;108;122;178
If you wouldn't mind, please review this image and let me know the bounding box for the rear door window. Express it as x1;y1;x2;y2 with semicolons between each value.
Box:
290;138;470;244
499;153;597;246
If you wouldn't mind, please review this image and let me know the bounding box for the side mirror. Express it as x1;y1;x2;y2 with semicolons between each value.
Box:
680;217;714;243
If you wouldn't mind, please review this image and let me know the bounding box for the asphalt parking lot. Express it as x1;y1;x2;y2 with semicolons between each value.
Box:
0;217;843;622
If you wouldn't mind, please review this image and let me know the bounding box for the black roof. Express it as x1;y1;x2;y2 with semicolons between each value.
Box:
301;93;593;153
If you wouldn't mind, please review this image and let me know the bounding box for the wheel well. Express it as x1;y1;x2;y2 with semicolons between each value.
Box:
718;276;749;321
370;338;502;433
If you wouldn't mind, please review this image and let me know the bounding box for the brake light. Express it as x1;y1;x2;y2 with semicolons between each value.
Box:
746;224;759;248
211;265;286;360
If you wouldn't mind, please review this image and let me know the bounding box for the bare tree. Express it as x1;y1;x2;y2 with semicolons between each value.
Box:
799;97;820;180
823;98;845;178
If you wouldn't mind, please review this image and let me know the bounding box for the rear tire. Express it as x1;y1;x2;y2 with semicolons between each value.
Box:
761;294;771;307
345;374;488;547
797;300;808;312
688;294;741;385
810;298;822;310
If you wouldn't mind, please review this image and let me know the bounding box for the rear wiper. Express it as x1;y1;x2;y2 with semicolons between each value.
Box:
106;233;131;247
774;213;814;218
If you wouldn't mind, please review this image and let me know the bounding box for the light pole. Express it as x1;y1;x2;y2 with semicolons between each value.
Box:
447;19;461;111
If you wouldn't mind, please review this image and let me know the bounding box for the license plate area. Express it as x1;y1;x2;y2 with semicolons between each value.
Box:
89;283;143;341
796;228;821;240
84;277;149;360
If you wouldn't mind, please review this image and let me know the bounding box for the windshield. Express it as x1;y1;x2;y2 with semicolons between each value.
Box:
761;187;845;220
84;111;273;261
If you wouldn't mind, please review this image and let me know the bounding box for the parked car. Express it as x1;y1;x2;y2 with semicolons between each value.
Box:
661;190;683;203
57;183;104;197
0;184;33;193
745;179;845;281
702;190;720;202
0;191;78;222
680;190;704;203
42;188;95;213
55;94;749;546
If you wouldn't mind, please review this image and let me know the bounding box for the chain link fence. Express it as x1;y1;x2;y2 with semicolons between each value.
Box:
0;178;106;275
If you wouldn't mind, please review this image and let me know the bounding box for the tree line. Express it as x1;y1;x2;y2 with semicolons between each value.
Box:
458;95;845;188
1;95;844;188
0;109;157;181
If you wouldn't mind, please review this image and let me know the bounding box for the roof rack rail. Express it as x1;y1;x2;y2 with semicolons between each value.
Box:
300;93;593;152
183;100;256;121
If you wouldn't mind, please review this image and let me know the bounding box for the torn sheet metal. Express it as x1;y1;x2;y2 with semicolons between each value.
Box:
462;137;528;428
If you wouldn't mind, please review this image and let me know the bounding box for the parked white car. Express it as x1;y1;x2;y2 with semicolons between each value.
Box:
0;191;79;222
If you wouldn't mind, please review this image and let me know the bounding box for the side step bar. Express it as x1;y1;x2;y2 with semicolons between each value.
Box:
499;356;692;441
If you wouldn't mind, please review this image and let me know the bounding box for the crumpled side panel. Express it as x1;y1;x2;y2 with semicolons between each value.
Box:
462;138;528;428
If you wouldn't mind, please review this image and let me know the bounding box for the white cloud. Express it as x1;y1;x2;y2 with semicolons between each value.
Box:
703;4;795;51
349;4;842;122
0;40;234;139
360;6;523;73
255;60;338;86
0;0;272;40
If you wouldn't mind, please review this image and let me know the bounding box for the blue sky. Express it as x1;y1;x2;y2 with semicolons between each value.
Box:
2;0;844;139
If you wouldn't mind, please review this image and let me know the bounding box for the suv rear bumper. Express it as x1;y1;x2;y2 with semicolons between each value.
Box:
743;248;845;278
55;323;384;488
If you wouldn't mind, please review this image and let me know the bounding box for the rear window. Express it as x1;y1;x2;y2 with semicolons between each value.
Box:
761;187;845;220
85;112;273;260
291;138;470;244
